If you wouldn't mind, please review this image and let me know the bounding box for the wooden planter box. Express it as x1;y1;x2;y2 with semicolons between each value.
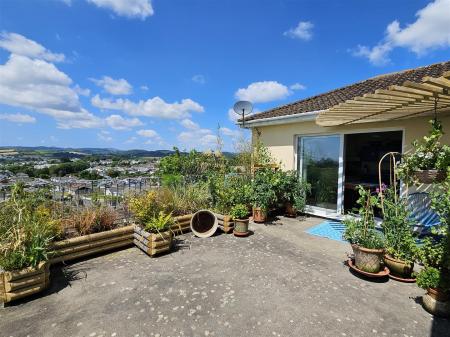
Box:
133;226;173;257
1;261;50;306
169;214;193;236
50;226;134;264
216;213;234;233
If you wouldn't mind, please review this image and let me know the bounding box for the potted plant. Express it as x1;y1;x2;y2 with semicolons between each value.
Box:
416;173;450;316
133;211;174;257
343;186;385;273
416;267;450;317
230;204;250;237
0;184;56;305
251;168;277;223
397;119;449;184
277;171;310;217
380;187;417;279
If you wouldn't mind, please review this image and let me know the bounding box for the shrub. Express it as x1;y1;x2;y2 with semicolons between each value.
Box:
416;267;442;290
343;186;384;249
277;170;311;213
381;187;417;263
0;184;58;271
145;211;174;233
209;174;252;214
251;168;277;211
230;204;249;220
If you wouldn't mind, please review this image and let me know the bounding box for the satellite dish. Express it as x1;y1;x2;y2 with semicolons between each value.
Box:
233;101;253;127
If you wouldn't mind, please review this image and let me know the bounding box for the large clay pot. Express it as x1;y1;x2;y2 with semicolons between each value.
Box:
253;207;267;223
422;288;450;317
414;170;446;184
234;218;249;237
351;244;384;273
383;255;414;279
285;202;297;217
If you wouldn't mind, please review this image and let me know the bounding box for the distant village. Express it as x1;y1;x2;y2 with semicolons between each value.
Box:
0;148;159;203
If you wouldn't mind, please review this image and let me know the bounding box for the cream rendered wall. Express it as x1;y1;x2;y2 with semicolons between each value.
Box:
253;114;450;171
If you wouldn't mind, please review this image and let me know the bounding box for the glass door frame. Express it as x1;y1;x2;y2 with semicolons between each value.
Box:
296;134;344;218
294;127;405;219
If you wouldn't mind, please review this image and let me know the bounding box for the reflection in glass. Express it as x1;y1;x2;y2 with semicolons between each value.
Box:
299;135;340;211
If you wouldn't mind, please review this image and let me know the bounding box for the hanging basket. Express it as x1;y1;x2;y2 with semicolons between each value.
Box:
413;170;446;184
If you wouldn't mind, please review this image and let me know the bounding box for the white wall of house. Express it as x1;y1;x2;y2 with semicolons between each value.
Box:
252;114;450;171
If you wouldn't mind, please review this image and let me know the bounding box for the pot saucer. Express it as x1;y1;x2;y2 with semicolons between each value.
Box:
347;259;390;278
389;274;416;283
233;230;249;237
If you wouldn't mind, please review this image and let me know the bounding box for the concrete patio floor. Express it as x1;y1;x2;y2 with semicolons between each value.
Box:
1;216;448;337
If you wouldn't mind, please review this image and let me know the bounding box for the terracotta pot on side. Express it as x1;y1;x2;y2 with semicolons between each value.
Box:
351;244;384;273
233;218;249;237
253;207;267;223
383;255;414;279
414;169;446;184
285;202;297;218
422;288;450;317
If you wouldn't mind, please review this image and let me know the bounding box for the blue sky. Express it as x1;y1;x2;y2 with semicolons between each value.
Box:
0;0;449;151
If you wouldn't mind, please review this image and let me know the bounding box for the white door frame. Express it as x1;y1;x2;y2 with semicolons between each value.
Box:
294;127;405;219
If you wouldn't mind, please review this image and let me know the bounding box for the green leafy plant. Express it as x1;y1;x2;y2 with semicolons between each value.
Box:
277;170;311;213
209;174;252;214
230;204;249;220
416;267;449;291
251;168;277;211
0;183;58;271
380;187;417;263
343;186;384;249
145;211;174;233
397;119;450;184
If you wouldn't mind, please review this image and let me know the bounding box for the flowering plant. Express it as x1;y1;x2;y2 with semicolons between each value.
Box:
397;119;450;184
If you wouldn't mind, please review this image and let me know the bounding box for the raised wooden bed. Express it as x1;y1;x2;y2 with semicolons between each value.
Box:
216;213;234;233
169;214;194;236
1;261;50;306
50;226;134;264
134;226;173;257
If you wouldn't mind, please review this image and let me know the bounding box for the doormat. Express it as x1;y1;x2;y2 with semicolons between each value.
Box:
306;221;347;243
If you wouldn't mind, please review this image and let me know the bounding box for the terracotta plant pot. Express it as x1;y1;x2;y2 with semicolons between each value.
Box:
285;202;297;218
351;244;384;273
414;169;446;184
422;288;450;317
233;218;249;237
383;255;414;279
253;207;267;223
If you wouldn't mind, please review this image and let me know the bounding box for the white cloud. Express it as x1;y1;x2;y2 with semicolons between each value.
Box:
219;127;240;138
125;136;137;144
192;74;206;84
74;84;91;96
98;130;113;142
137;129;159;138
235;81;291;103
0;32;65;62
284;21;314;41
91;76;132;95
290;83;306;91
105;114;143;130
180;118;199;130
353;0;450;65
178;128;216;150
87;0;154;19
91;94;204;119
0;113;36;123
0;53;102;129
140;85;149;91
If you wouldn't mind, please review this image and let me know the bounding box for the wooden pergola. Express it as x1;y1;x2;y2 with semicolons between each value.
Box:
316;71;450;126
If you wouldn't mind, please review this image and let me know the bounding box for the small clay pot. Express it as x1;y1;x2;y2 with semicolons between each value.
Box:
233;218;249;237
414;170;446;184
351;244;384;273
383;255;414;279
253;207;267;223
423;288;450;317
285;202;297;218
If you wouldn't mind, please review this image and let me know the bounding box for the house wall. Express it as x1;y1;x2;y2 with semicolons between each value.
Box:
252;114;450;171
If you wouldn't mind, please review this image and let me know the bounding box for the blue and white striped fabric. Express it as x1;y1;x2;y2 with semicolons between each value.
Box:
306;221;347;243
407;192;441;236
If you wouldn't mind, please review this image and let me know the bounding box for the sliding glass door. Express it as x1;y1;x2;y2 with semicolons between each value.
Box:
298;135;341;213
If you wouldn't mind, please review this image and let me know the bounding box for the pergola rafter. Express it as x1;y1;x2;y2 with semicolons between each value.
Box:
316;72;450;126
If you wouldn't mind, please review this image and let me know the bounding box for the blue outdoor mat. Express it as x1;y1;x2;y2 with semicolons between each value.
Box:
306;221;347;243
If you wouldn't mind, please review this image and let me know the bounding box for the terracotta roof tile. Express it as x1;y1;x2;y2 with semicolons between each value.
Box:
244;61;450;122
